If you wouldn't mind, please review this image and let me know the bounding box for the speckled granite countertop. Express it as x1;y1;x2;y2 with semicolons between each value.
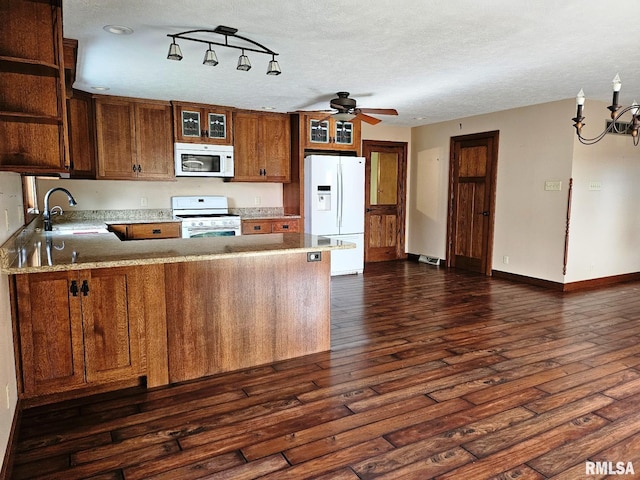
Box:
0;212;350;274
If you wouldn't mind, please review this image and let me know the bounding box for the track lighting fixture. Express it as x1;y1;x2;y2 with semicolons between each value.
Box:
203;44;218;66
573;73;640;146
167;40;183;61
236;49;251;71
266;54;281;76
166;25;280;75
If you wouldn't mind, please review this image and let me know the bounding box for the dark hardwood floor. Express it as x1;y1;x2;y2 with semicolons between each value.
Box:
12;260;640;479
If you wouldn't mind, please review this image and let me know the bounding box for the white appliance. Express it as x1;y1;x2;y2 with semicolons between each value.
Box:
304;155;365;276
174;143;234;177
172;196;241;238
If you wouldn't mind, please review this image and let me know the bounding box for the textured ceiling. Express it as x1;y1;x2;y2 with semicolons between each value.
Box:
63;0;640;127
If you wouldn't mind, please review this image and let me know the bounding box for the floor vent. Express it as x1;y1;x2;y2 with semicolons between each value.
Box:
418;255;440;266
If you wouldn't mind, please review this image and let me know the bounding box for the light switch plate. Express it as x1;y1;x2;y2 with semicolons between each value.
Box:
544;180;562;191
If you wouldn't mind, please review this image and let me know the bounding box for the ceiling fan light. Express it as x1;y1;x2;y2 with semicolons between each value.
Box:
237;50;251;71
203;47;218;66
333;112;356;121
167;41;183;61
267;56;281;75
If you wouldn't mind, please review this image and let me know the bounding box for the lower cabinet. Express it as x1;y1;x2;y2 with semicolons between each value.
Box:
13;264;168;399
241;218;300;235
107;222;181;240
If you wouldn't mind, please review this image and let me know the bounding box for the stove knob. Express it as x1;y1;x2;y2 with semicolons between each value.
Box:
198;221;204;226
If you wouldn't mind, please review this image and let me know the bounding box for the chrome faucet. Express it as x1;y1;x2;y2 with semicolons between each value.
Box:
43;187;77;231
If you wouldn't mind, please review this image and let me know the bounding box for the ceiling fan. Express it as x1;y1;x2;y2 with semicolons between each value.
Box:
306;92;398;125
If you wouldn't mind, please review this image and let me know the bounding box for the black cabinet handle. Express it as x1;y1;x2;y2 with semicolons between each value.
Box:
81;280;90;296
70;280;78;296
152;229;161;234
137;164;142;173
282;224;289;229
253;225;261;231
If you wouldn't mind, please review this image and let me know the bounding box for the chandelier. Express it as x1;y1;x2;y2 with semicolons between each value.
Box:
572;74;639;145
167;25;281;75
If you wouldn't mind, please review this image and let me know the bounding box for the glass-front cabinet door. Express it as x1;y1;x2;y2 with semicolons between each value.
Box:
172;102;233;145
309;119;329;144
208;113;227;140
334;121;354;145
303;114;360;152
181;110;201;138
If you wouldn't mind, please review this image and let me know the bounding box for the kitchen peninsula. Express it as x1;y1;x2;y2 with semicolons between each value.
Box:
1;219;352;405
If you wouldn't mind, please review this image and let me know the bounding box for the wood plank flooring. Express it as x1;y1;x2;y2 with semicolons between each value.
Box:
12;260;640;479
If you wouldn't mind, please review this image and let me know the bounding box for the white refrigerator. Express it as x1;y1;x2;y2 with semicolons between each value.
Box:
304;155;365;276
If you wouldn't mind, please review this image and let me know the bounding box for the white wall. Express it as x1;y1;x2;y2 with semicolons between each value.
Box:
36;177;283;211
0;172;24;472
566;100;640;282
410;100;575;283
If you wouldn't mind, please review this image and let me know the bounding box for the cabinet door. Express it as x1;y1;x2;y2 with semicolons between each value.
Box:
15;272;85;396
261;114;291;182
233;112;262;180
302;114;361;153
82;268;143;383
66;90;96;178
173;103;233;144
95;99;136;179
134;103;173;179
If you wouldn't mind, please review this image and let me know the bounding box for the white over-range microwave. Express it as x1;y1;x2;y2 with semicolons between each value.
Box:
174;143;234;177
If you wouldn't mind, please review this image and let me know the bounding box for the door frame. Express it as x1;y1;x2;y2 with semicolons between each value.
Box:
446;131;499;275
362;140;408;262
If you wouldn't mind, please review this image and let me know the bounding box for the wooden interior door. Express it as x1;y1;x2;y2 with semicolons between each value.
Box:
363;141;407;262
448;131;499;275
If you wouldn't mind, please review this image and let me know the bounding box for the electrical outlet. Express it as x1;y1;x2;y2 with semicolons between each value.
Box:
503;255;509;265
140;197;148;207
254;196;261;206
588;181;602;191
307;252;321;262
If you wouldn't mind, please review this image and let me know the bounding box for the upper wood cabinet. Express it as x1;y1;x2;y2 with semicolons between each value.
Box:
95;96;174;180
0;0;69;173
233;111;290;182
172;102;233;145
66;89;96;178
301;113;361;152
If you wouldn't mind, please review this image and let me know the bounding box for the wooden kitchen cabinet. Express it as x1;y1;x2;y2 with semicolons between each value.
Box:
233;111;290;182
66;89;96;178
12;265;167;399
108;222;181;240
95;95;174;180
241;217;299;235
301;113;361;152
0;0;69;173
172;101;233;145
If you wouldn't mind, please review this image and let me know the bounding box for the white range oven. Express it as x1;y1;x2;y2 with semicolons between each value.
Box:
171;196;241;238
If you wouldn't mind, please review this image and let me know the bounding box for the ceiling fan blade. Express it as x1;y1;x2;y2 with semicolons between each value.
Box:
357;108;398;116
355;112;381;125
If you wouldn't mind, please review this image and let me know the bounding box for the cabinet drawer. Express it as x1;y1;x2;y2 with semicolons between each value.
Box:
242;220;273;235
128;222;181;239
271;219;299;233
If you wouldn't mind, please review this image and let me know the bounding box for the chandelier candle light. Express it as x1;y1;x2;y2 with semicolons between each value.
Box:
166;25;281;75
573;74;640;146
